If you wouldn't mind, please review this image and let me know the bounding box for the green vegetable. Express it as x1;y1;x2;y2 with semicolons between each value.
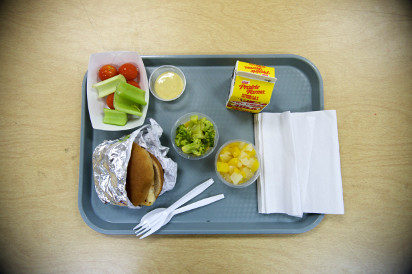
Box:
182;139;205;156
174;124;191;147
174;115;216;156
204;129;215;148
92;74;126;98
113;92;142;116
115;82;146;105
103;108;128;126
200;117;213;132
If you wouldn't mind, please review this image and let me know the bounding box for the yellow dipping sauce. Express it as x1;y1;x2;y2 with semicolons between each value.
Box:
154;72;184;100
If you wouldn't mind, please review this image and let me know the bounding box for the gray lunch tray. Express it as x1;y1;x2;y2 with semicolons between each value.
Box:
79;54;324;235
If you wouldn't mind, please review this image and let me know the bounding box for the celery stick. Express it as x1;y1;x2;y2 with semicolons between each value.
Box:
103;108;128;126
116;82;146;105
92;74;126;98
113;92;142;116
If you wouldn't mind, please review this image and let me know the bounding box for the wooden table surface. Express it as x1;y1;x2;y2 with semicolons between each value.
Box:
1;0;411;273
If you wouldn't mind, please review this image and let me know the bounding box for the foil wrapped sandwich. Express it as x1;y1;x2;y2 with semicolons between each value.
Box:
92;119;177;208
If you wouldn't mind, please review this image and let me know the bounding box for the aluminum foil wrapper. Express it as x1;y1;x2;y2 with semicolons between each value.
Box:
92;118;178;209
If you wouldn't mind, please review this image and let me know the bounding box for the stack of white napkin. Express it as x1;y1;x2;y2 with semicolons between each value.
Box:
254;110;344;217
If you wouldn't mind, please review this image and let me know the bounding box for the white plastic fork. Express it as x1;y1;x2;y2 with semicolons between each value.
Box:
133;178;215;235
137;193;225;239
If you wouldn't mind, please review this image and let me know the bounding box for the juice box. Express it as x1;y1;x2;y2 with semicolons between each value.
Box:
226;61;277;113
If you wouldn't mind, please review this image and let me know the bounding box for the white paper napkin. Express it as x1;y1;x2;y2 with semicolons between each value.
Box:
255;112;302;217
255;110;344;216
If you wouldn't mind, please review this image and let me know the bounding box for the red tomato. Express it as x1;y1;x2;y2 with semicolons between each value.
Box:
106;93;115;109
119;63;139;81
98;65;118;81
127;80;141;89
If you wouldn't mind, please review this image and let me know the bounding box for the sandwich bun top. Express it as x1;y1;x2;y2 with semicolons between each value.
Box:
126;143;164;206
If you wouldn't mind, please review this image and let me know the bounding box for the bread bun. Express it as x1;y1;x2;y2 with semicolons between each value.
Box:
126;143;164;206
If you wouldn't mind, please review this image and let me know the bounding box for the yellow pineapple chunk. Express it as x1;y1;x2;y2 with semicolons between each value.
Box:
251;160;259;172
247;158;258;168
248;149;256;156
231;146;241;157
239;151;248;159
241;167;253;180
238;141;247;149
245;144;253;151
228;157;239;167
217;162;229;173
239;157;250;166
230;172;243;185
221;147;231;155
219;151;231;162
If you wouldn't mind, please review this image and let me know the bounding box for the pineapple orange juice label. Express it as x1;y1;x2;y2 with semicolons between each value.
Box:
226;61;276;113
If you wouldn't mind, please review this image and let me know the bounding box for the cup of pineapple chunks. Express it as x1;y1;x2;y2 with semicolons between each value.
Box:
215;140;261;188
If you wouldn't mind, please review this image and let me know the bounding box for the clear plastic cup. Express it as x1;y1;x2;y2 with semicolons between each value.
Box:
171;112;219;160
149;65;186;101
215;139;261;188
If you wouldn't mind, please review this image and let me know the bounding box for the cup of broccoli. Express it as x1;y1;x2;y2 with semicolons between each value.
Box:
171;112;219;160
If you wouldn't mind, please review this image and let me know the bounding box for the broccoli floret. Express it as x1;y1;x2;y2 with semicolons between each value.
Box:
189;114;199;127
182;139;205;156
195;145;206;156
175;124;191;146
180;139;190;146
190;123;204;139
203;129;215;147
200;117;213;132
190;115;199;122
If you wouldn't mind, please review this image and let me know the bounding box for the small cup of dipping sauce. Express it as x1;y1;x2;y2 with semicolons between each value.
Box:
149;65;186;101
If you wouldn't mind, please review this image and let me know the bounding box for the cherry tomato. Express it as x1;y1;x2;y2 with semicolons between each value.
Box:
127;80;141;89
98;65;118;81
106;93;115;109
119;63;139;81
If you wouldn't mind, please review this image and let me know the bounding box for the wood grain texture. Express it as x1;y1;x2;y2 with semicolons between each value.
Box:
0;0;411;273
